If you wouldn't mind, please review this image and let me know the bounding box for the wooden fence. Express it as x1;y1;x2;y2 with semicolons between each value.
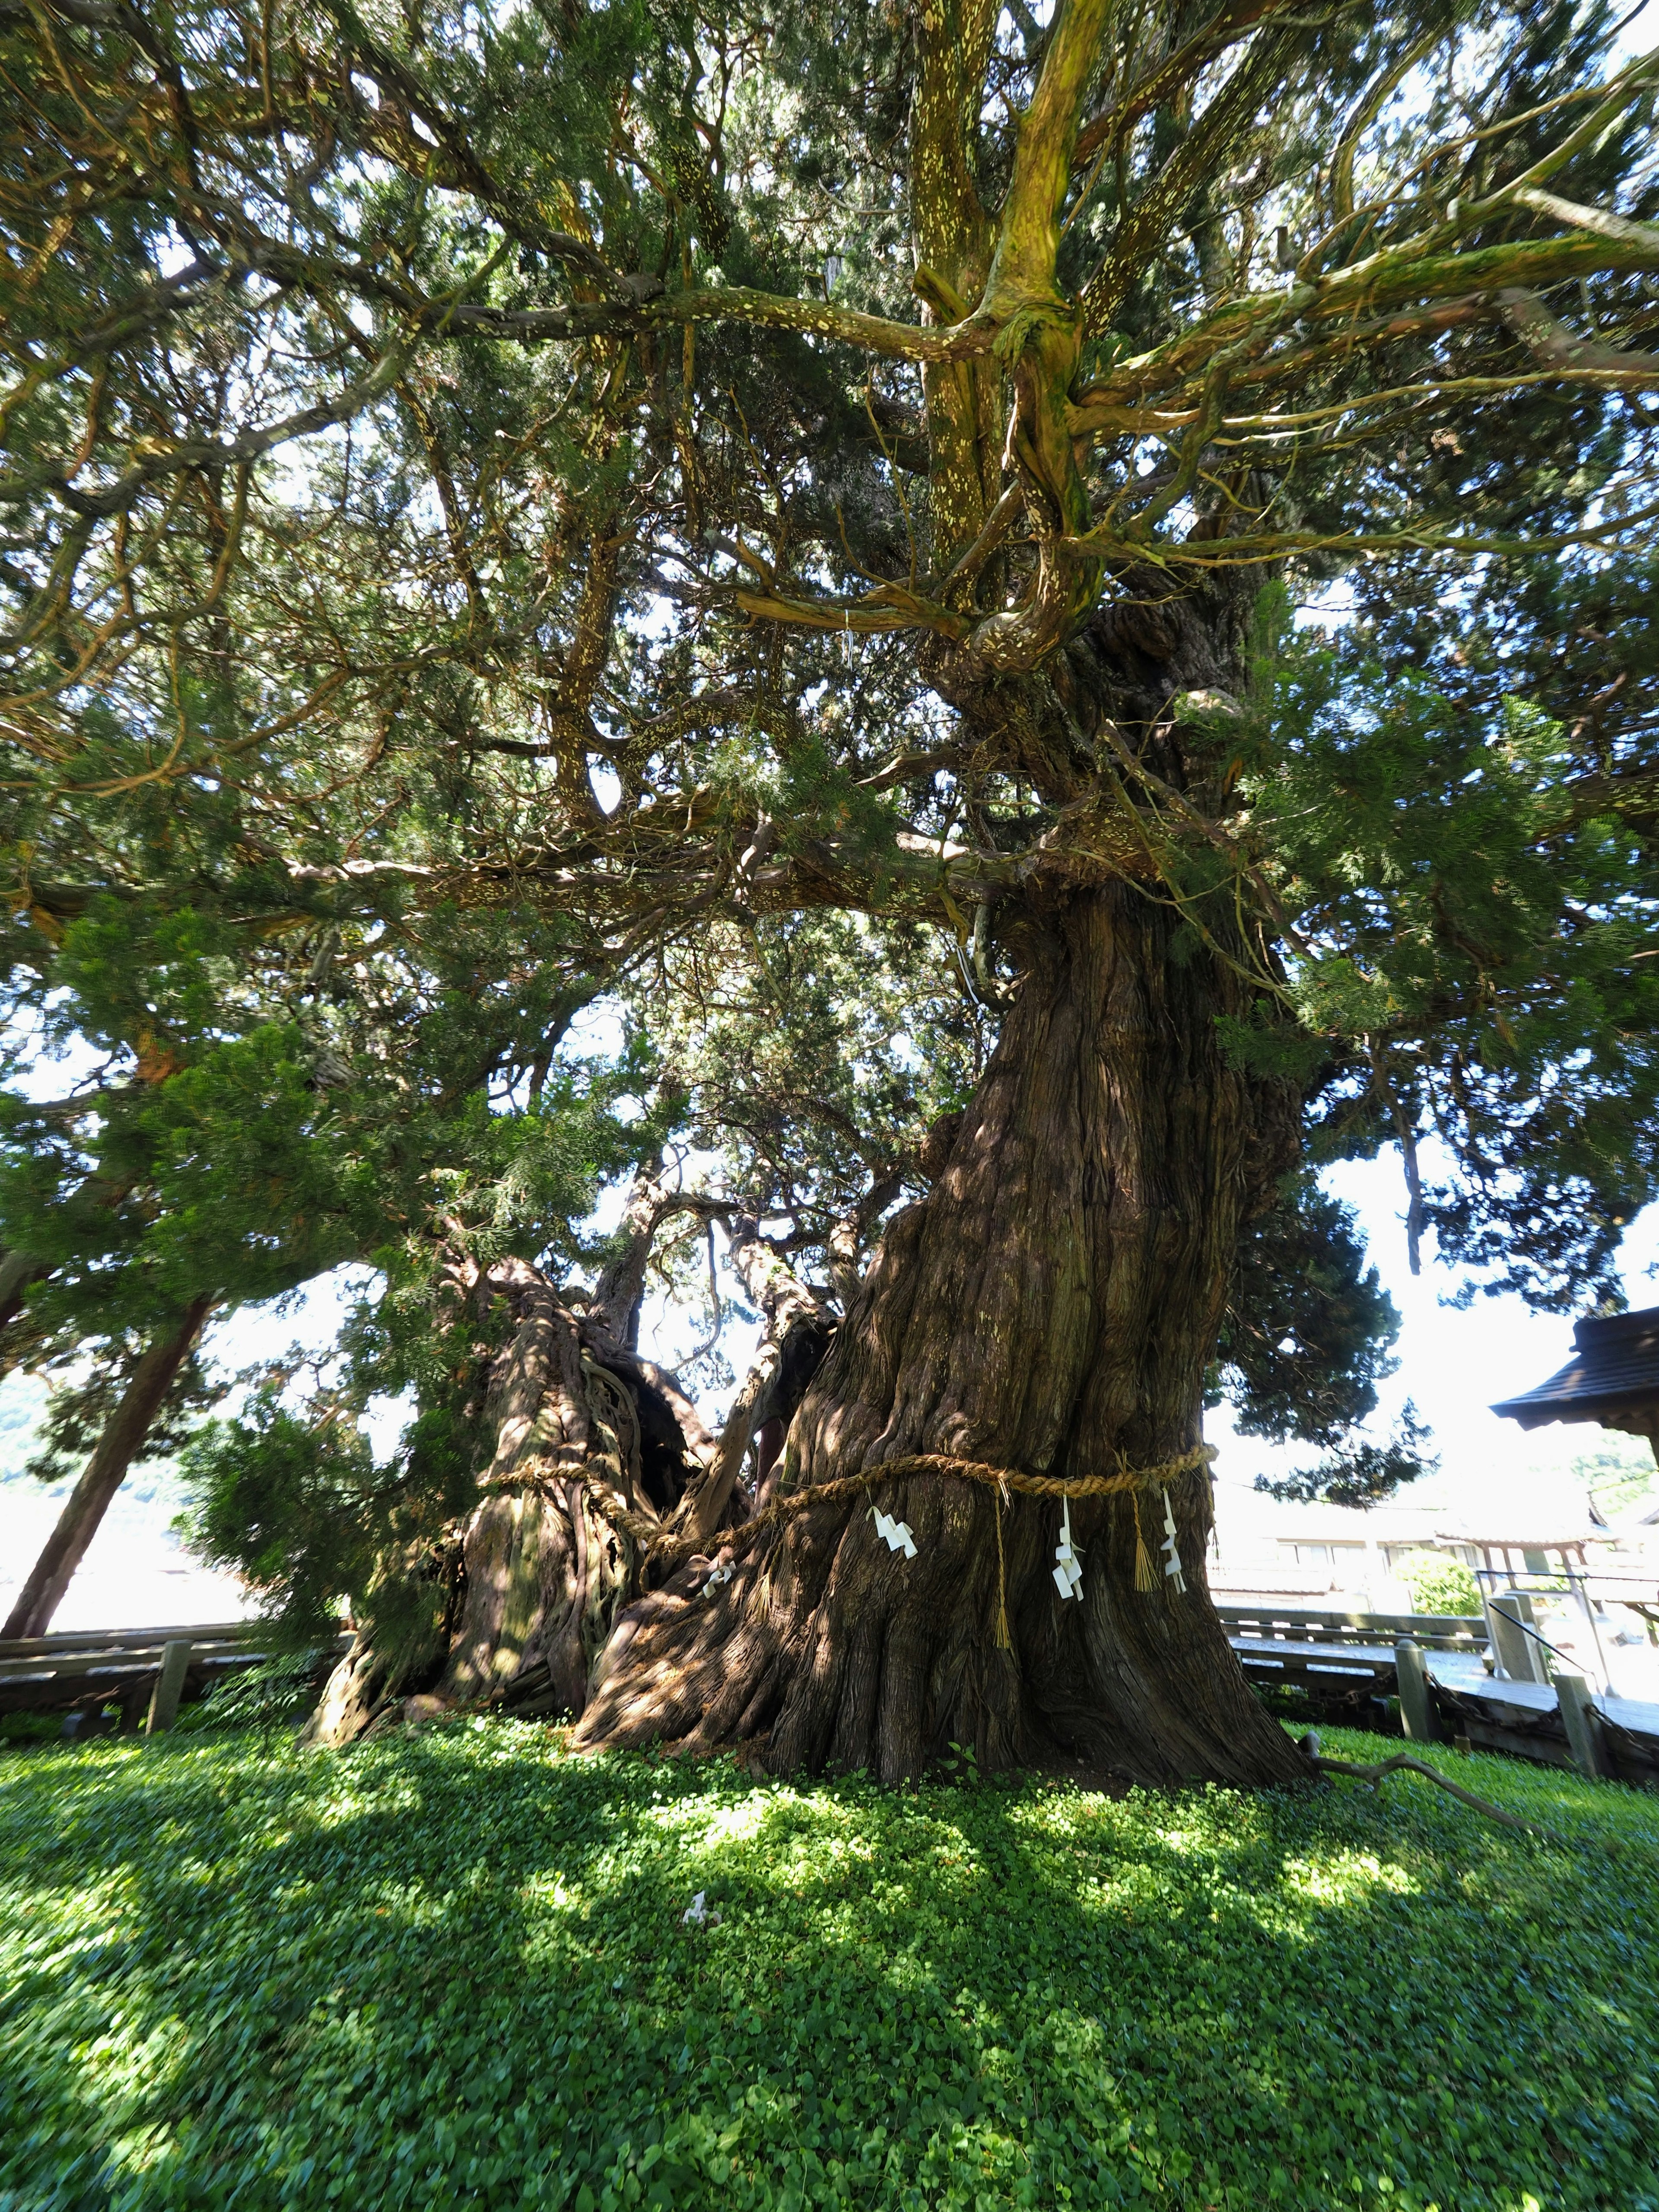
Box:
1219;1600;1659;1788
0;1620;348;1734
1217;1601;1488;1652
10;1604;1652;1785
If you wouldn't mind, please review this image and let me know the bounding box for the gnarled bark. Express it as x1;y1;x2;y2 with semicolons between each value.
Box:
435;1261;603;1709
576;884;1303;1787
308;1258;699;1744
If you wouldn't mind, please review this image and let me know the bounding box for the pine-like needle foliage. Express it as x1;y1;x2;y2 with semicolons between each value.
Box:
2;0;1656;1529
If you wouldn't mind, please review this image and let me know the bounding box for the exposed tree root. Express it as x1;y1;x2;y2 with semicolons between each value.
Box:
1299;1732;1536;1833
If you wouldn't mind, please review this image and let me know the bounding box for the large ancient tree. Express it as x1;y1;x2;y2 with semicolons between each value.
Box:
3;0;1657;1779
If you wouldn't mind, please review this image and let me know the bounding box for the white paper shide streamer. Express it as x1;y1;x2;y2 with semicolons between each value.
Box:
1159;1488;1187;1595
871;1505;918;1559
1052;1497;1084;1601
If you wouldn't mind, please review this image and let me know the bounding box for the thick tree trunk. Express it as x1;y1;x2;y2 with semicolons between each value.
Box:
2;1297;213;1640
433;1265;604;1710
576;885;1304;1787
307;1260;709;1745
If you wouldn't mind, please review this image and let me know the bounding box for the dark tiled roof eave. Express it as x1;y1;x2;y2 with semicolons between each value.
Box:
1491;1303;1659;1428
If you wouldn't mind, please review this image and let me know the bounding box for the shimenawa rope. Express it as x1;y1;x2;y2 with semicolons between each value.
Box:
560;1439;1218;1588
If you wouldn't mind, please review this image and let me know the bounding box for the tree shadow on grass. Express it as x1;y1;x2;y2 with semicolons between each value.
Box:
1;1724;1656;2212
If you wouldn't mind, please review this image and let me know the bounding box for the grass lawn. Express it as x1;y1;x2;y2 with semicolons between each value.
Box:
1;1719;1656;2212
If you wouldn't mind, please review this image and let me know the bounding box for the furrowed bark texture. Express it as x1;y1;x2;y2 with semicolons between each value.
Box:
436;1267;603;1710
578;883;1303;1786
308;1260;701;1745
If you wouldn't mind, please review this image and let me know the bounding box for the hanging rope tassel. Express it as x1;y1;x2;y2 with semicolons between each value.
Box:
993;1481;1014;1649
1133;1492;1158;1595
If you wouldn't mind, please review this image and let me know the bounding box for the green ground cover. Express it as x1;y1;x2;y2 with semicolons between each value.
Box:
1;1721;1655;2212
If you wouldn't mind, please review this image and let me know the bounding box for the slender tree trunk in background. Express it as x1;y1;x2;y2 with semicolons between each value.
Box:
578;885;1305;1786
1;1297;213;1640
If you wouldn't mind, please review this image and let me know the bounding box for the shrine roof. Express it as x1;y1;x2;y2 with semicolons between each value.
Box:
1491;1306;1659;1430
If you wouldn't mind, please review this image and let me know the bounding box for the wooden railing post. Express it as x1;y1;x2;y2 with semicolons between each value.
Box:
1485;1589;1550;1684
1555;1674;1614;1780
1395;1639;1440;1743
145;1640;193;1735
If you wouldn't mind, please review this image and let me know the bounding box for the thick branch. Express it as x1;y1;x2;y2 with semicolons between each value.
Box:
988;0;1114;304
1080;32;1297;337
1072;0;1307;175
1084;233;1659;416
689;1220;832;1541
1496;286;1659;381
1510;183;1659;251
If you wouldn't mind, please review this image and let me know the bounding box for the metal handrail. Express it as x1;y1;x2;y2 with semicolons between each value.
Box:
1476;1563;1612;1689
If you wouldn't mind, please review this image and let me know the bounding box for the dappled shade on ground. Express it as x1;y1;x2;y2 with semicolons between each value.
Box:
2;1723;1656;2210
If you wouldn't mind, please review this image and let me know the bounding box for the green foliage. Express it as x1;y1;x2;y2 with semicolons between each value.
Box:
625;908;983;1313
1572;1437;1658;1518
181;1391;378;1644
1254;1402;1438;1513
1212;1174;1433;1508
167;1039;647;1650
1252;602;1659;1309
176;1648;334;1734
0;1711;63;1745
2;1722;1657;2210
1396;1550;1483;1618
1211;1159;1436;1522
0;0;1655;1590
16;1338;214;1488
179;1270;509;1657
0;905;641;1352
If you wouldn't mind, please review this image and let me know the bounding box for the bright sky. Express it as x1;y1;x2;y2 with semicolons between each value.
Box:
1208;1156;1659;1507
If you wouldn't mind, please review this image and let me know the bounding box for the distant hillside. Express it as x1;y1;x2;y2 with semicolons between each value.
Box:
1572;1436;1657;1519
0;1370;192;1514
0;1373;50;1484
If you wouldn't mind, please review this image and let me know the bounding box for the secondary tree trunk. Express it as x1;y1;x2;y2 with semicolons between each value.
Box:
576;884;1305;1786
2;1297;213;1640
306;1258;718;1744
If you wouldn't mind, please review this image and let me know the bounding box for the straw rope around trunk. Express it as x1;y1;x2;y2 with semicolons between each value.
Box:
485;1442;1218;1588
